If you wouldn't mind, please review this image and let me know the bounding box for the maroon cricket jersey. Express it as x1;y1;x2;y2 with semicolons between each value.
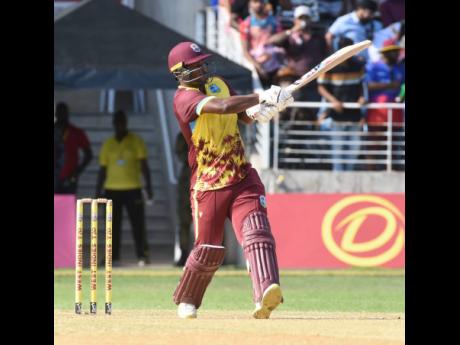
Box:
172;76;251;192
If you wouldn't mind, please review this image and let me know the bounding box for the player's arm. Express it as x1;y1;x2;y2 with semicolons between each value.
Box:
317;83;343;113
201;94;260;114
267;30;290;46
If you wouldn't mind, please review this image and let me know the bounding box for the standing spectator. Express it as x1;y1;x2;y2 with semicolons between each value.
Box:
325;0;382;62
221;0;250;29
96;110;153;267
268;5;328;101
365;41;405;170
54;102;93;194
366;41;404;122
240;0;284;87
379;0;404;27
174;133;192;267
367;19;404;64
317;37;366;171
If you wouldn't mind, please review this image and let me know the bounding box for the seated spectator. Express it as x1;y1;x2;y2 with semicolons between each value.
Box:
325;0;382;62
379;0;404;27
365;40;405;170
317;37;366;171
268;5;328;100
240;0;284;87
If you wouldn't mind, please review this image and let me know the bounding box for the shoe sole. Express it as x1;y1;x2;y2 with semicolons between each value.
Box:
252;284;283;319
178;314;197;319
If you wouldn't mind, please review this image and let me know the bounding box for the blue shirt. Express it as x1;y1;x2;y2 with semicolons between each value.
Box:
328;12;383;60
365;61;405;102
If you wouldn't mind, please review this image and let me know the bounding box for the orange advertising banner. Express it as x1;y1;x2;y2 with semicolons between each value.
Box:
266;194;405;268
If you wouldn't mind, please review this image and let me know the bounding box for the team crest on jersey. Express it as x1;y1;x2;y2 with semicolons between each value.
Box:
259;195;267;208
209;84;220;93
190;43;201;52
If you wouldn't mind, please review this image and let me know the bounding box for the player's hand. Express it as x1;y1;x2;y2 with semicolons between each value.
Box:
259;85;294;112
332;100;344;113
246;103;279;124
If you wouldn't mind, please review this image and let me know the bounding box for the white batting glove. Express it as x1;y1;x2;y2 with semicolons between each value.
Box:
259;85;294;112
246;103;279;124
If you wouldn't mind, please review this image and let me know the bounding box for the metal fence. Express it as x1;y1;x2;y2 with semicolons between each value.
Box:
274;102;405;172
197;6;405;173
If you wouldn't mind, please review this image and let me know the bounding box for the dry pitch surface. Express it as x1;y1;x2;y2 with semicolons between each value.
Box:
54;309;404;345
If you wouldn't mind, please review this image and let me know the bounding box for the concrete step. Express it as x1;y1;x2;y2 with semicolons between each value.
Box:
71;114;158;130
83;131;161;145
80;161;166;174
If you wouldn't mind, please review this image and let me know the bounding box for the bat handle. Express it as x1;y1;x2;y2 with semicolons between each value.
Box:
285;84;297;95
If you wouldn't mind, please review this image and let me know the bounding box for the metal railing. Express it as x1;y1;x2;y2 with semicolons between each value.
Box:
274;102;405;172
199;6;405;173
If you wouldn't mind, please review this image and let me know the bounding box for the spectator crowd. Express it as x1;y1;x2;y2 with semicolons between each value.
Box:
218;0;405;171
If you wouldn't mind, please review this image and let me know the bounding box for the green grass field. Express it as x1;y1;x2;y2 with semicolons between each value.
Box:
54;267;404;313
55;267;404;345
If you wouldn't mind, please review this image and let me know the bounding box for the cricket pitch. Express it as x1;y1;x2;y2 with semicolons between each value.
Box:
54;309;404;345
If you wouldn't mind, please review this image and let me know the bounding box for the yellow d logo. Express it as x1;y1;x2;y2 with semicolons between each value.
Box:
321;195;404;267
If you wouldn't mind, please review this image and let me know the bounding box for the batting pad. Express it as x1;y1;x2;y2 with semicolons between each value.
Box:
173;244;225;308
242;212;280;303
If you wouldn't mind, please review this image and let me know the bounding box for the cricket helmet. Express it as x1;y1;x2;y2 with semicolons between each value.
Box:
168;42;211;73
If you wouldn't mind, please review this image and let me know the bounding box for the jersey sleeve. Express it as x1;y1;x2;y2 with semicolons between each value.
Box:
328;16;344;36
174;89;210;123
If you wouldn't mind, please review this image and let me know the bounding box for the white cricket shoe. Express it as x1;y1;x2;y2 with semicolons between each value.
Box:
177;303;197;319
252;283;283;319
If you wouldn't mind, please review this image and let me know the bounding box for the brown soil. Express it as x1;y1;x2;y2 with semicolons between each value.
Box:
54;310;404;345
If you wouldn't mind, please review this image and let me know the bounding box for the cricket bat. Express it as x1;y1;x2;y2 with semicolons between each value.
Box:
246;40;371;121
285;39;372;94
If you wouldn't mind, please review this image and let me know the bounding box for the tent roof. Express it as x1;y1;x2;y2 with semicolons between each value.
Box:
54;0;253;90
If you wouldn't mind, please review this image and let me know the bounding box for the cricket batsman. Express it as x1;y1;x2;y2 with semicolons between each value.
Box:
168;41;293;319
